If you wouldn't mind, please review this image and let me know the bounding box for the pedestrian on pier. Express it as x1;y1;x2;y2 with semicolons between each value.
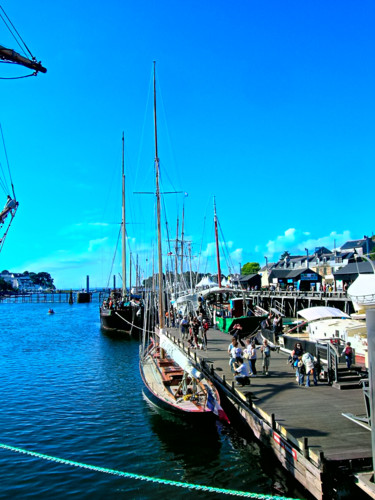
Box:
234;358;250;386
301;352;317;387
247;340;257;376
228;338;242;373
202;319;209;350
342;342;353;370
260;339;271;375
230;323;245;347
292;342;304;383
180;317;189;339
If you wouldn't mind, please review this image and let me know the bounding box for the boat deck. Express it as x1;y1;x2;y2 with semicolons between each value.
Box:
164;325;371;463
141;354;205;411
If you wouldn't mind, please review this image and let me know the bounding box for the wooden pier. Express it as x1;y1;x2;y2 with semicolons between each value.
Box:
0;291;92;304
163;325;372;499
236;289;354;316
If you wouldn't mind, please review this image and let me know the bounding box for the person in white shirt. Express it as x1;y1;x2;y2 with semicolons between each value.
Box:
228;338;242;373
301;352;317;387
234;358;250;386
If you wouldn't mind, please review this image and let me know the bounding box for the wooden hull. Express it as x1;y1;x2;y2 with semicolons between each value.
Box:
139;345;221;421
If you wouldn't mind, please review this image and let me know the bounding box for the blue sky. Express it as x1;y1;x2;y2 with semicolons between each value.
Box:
0;0;373;289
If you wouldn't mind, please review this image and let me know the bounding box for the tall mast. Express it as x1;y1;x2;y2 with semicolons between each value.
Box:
180;204;185;277
214;196;222;288
121;132;126;297
154;61;164;329
175;217;179;294
129;251;132;294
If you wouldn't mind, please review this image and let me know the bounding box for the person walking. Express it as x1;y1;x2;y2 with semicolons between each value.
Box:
248;340;257;376
261;339;271;375
301;352;317;387
292;342;304;383
342;342;353;370
228;338;241;373
202;319;209;350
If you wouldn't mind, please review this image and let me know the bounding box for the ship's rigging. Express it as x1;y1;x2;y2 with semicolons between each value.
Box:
0;4;46;78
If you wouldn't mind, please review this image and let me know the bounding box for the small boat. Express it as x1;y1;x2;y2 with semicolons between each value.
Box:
47;309;55;314
139;63;228;423
140;331;228;421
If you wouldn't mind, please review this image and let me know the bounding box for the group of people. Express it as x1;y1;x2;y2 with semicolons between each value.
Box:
180;313;210;350
291;342;318;387
228;337;271;386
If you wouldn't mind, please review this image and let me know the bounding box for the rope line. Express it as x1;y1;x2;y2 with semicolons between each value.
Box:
0;71;37;79
0;123;14;197
0;443;298;499
0;5;35;58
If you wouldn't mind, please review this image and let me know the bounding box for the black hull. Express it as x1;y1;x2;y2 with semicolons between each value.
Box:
99;306;142;335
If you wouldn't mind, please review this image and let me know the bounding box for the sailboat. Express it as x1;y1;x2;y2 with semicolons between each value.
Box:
139;63;228;421
99;134;143;335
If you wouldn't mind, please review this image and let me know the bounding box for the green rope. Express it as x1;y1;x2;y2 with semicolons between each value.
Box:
0;443;298;499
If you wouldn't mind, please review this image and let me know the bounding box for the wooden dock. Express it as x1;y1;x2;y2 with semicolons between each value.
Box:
163;325;372;499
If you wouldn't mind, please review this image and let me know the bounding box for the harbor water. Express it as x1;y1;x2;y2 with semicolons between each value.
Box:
0;301;307;499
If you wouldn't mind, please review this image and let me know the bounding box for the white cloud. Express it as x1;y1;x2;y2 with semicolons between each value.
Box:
264;229;352;259
266;228;297;255
88;237;108;252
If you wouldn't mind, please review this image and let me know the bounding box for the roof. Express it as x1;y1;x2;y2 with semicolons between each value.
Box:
268;269;293;279
297;306;350;321
269;268;319;279
287;268;319;278
333;261;374;277
340;239;373;251
239;274;259;282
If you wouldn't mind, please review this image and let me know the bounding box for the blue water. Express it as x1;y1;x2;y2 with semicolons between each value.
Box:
0;301;306;499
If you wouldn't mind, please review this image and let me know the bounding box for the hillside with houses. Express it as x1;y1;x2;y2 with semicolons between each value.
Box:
0;271;55;293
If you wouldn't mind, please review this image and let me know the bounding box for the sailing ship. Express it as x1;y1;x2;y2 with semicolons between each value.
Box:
172;198;264;337
139;63;228;421
0;7;47;253
99;134;143;334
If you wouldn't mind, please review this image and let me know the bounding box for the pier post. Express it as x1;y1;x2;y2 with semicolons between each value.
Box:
271;413;276;430
303;437;309;458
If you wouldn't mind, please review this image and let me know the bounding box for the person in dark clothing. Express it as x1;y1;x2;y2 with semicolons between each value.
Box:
230;323;245;347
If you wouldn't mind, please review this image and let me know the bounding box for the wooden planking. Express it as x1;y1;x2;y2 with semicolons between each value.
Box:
165;326;372;462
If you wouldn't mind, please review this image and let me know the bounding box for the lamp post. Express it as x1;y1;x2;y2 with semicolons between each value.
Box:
305;248;309;269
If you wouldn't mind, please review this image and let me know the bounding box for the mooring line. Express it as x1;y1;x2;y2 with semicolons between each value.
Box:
0;443;298;499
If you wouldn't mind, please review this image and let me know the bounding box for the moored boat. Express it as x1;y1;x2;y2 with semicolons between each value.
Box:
140;331;227;420
99;134;143;335
139;63;229;423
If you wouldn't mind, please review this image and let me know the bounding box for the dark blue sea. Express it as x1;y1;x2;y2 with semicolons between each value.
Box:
0;301;307;499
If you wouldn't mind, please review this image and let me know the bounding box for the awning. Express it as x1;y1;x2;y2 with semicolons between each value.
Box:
297;306;350;322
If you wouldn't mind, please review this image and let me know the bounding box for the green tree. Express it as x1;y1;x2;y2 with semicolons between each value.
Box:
27;272;55;289
280;251;291;260
0;278;14;293
241;262;260;275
